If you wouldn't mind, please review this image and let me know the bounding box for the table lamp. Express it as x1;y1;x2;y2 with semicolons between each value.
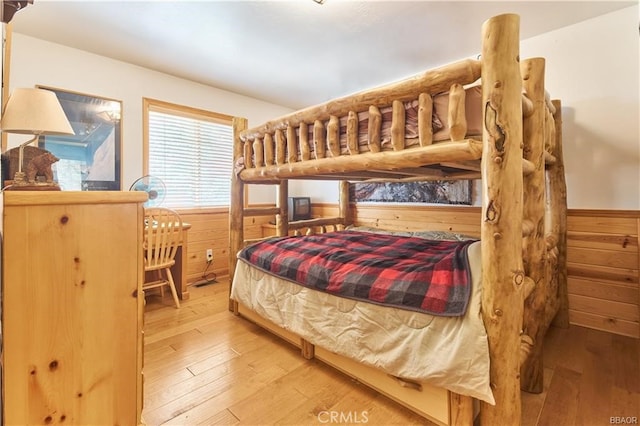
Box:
1;87;75;185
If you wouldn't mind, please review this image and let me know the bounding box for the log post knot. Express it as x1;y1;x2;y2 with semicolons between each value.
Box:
519;333;535;366
485;200;499;224
513;270;525;287
487;306;502;325
484;101;506;155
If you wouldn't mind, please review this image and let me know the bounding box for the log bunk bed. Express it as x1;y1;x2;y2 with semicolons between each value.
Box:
228;14;568;426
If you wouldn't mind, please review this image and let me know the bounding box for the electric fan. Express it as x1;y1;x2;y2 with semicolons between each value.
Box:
129;175;166;207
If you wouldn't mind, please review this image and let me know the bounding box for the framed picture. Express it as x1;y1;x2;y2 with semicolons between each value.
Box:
37;86;122;190
350;180;472;205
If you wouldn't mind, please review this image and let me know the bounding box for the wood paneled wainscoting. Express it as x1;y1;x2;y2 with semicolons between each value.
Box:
177;208;270;286
188;204;638;338
566;210;640;338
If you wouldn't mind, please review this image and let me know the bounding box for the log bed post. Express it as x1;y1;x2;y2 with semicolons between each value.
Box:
519;57;548;393
277;179;289;236
549;100;569;328
479;14;524;426
339;180;351;226
229;116;248;310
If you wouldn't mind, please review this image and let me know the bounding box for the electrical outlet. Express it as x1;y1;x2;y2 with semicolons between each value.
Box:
206;249;213;262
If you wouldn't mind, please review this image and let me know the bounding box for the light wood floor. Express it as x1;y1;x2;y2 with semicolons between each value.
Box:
142;278;639;426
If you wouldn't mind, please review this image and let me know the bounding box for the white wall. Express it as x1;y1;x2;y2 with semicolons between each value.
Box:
521;5;639;210
8;33;293;197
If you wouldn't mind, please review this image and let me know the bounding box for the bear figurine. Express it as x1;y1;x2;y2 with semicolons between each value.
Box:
24;151;59;184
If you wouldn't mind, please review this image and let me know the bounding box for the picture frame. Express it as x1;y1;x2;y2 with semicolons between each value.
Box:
350;180;472;205
37;86;122;190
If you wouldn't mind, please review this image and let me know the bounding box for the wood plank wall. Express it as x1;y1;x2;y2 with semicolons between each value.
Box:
177;209;269;285
186;204;639;338
565;210;639;338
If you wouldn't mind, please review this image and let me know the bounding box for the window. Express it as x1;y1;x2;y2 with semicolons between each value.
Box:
143;99;234;209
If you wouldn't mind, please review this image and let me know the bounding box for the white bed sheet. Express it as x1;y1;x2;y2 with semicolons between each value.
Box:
231;239;494;404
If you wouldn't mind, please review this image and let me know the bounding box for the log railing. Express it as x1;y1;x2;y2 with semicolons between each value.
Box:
238;58;482;181
238;83;556;186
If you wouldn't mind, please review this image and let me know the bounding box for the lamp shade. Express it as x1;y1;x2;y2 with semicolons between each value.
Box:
1;88;75;136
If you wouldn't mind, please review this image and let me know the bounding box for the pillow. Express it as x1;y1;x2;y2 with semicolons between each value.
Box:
346;226;475;241
409;230;476;241
345;225;413;237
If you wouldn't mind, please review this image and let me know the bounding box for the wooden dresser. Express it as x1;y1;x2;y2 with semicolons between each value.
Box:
1;191;147;425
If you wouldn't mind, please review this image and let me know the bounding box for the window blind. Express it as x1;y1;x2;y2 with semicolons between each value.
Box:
148;110;233;208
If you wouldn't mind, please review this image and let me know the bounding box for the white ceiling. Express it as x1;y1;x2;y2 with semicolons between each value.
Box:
9;0;635;109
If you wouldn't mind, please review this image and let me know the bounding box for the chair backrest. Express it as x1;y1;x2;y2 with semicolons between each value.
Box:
143;207;183;270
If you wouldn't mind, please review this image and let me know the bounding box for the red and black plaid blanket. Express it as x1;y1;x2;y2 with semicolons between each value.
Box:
238;230;477;316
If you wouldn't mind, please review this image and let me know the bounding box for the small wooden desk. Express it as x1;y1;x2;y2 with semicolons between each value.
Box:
145;222;191;301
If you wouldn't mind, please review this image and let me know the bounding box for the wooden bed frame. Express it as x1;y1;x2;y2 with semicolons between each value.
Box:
228;14;568;426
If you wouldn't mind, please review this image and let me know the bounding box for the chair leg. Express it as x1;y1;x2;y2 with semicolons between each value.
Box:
156;270;165;298
164;267;181;309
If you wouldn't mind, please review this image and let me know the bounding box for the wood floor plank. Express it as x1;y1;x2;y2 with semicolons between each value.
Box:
143;367;195;397
576;330;614;425
521;367;554;426
226;377;309;425
610;334;640;421
273;376;361;424
145;353;289;425
157;362;290;425
327;383;430;425
229;361;353;424
537;366;581;426
145;357;235;412
543;324;589;374
143;340;239;378
144;328;203;354
196;409;240;426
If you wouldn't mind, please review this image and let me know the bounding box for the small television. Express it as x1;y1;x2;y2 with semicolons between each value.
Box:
288;197;311;221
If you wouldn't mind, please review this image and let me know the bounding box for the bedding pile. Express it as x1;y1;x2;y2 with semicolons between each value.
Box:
238;230;476;316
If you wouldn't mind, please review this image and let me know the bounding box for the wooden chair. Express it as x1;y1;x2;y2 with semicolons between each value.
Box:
143;207;182;308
